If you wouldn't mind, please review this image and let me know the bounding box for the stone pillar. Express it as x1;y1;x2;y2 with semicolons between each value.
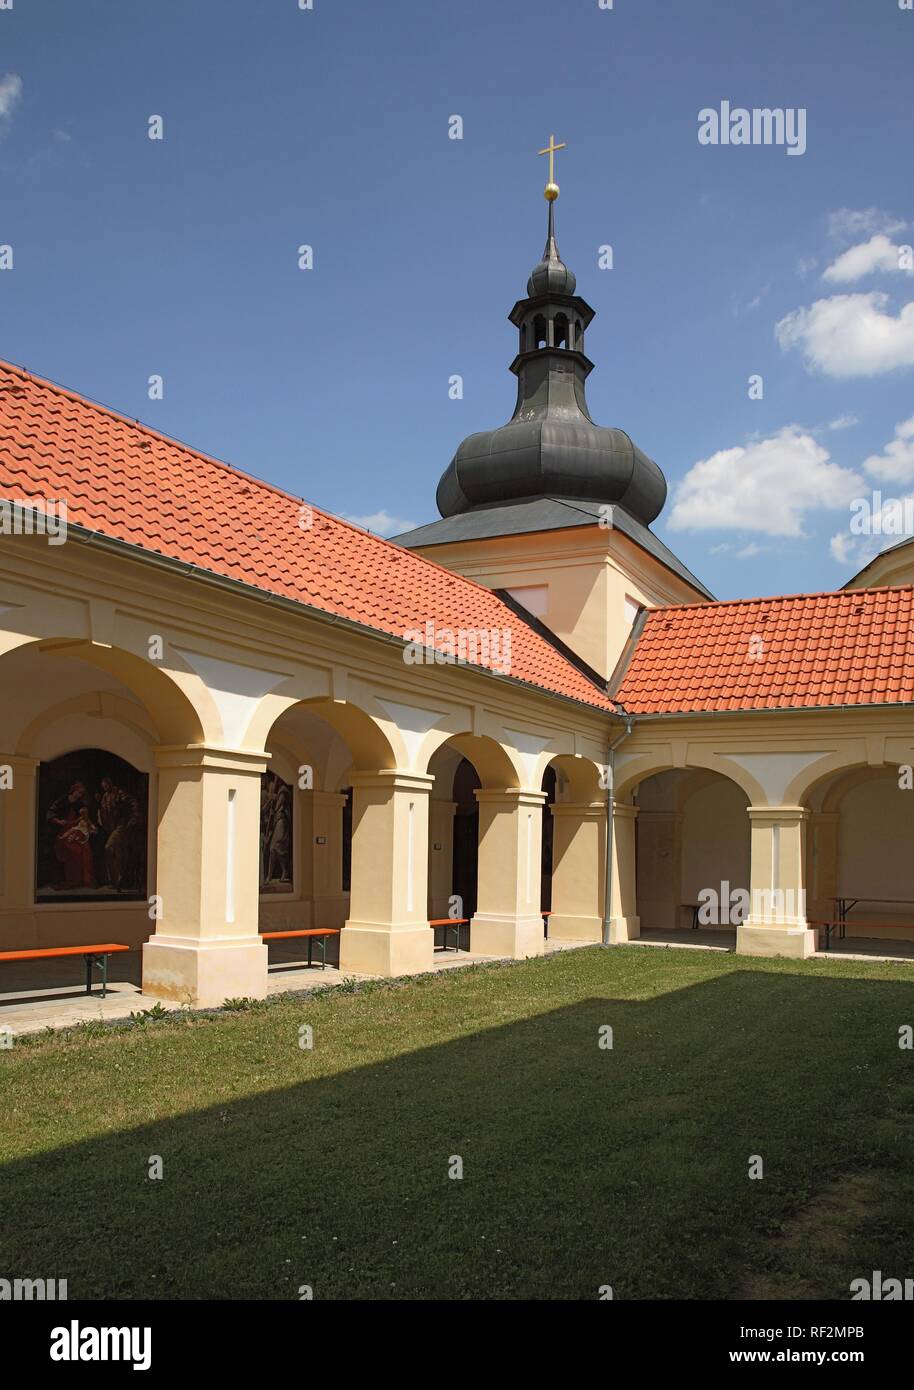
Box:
635;808;682;930
142;746;269;1007
548;800;605;941
307;790;348;929
0;754;37;913
428;799;457;918
471;789;546;959
737;806;814;958
808;811;839;941
608;802;640;943
338;771;433;976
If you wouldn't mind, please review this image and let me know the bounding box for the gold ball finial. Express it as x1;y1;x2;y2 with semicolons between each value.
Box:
538;134;567;203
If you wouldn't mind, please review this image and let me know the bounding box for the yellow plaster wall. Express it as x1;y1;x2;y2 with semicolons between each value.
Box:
410;525;707;680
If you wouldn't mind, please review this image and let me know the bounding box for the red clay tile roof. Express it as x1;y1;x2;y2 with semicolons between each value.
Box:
0;360;610;711
615;588;914;714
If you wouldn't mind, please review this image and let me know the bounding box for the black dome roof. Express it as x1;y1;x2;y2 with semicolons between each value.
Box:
436;204;668;528
437;417;667;525
527;252;576;297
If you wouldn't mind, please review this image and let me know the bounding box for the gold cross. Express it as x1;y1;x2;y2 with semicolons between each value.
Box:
538;134;566;186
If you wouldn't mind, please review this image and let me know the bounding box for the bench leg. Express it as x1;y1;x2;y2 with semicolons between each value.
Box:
83;954;109;997
307;936;314;968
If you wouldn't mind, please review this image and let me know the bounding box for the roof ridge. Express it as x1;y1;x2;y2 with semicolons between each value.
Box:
0;357;544;612
645;583;914;617
0;357;613;712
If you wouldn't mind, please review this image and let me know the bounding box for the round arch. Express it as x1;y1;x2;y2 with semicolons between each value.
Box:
616;749;766;806
1;638;205;746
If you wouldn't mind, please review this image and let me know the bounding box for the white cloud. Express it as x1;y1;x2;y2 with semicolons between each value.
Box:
829;495;914;569
861;414;914;484
796;255;818;279
828;417;914;566
822;234;913;284
667;426;863;538
776;292;914;377
708;541;770;559
344;509;418;538
828;414;859;431
735;541;767;559
0;73;22;126
827;208;908;242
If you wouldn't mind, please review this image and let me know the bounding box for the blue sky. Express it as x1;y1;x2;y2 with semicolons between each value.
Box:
1;0;912;600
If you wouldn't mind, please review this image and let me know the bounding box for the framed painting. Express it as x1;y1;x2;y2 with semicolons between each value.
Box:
260;771;293;893
36;749;148;903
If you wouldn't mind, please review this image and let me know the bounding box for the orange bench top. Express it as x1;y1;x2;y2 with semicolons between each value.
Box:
428;918;468;927
261;928;341;941
0;943;130;963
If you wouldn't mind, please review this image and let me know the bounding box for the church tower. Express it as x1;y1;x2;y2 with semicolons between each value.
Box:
395;137;712;682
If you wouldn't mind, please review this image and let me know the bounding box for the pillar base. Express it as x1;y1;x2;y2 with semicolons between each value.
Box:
142;936;268;1008
338;922;433;977
736;924;816;959
471;913;544;960
547;912;603;943
608;915;640;944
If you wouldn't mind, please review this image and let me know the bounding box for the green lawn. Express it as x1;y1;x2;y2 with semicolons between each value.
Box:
2;946;914;1300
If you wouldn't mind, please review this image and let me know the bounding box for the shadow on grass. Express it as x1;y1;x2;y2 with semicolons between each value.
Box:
2;961;914;1300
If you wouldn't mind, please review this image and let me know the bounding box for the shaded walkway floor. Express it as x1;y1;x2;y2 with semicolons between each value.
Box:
636;926;914;965
0;934;593;1035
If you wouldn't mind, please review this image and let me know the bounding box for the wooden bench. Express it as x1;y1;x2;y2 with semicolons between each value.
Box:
429;917;468;952
0;943;130;998
261;928;341;970
811;920;914;953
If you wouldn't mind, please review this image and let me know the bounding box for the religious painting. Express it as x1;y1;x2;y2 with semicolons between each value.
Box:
36;749;148;902
260;771;293;893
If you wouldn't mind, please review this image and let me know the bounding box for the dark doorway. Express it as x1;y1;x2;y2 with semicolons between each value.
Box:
541;765;556;911
341;787;353;892
452;758;480;918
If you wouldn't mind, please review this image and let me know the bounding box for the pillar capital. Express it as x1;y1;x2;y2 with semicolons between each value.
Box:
153;744;269;776
613;801;640;822
306;789;349;808
747;805;810;824
474;787;547;808
0;754;39;775
348;770;434;795
550;799;605;820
